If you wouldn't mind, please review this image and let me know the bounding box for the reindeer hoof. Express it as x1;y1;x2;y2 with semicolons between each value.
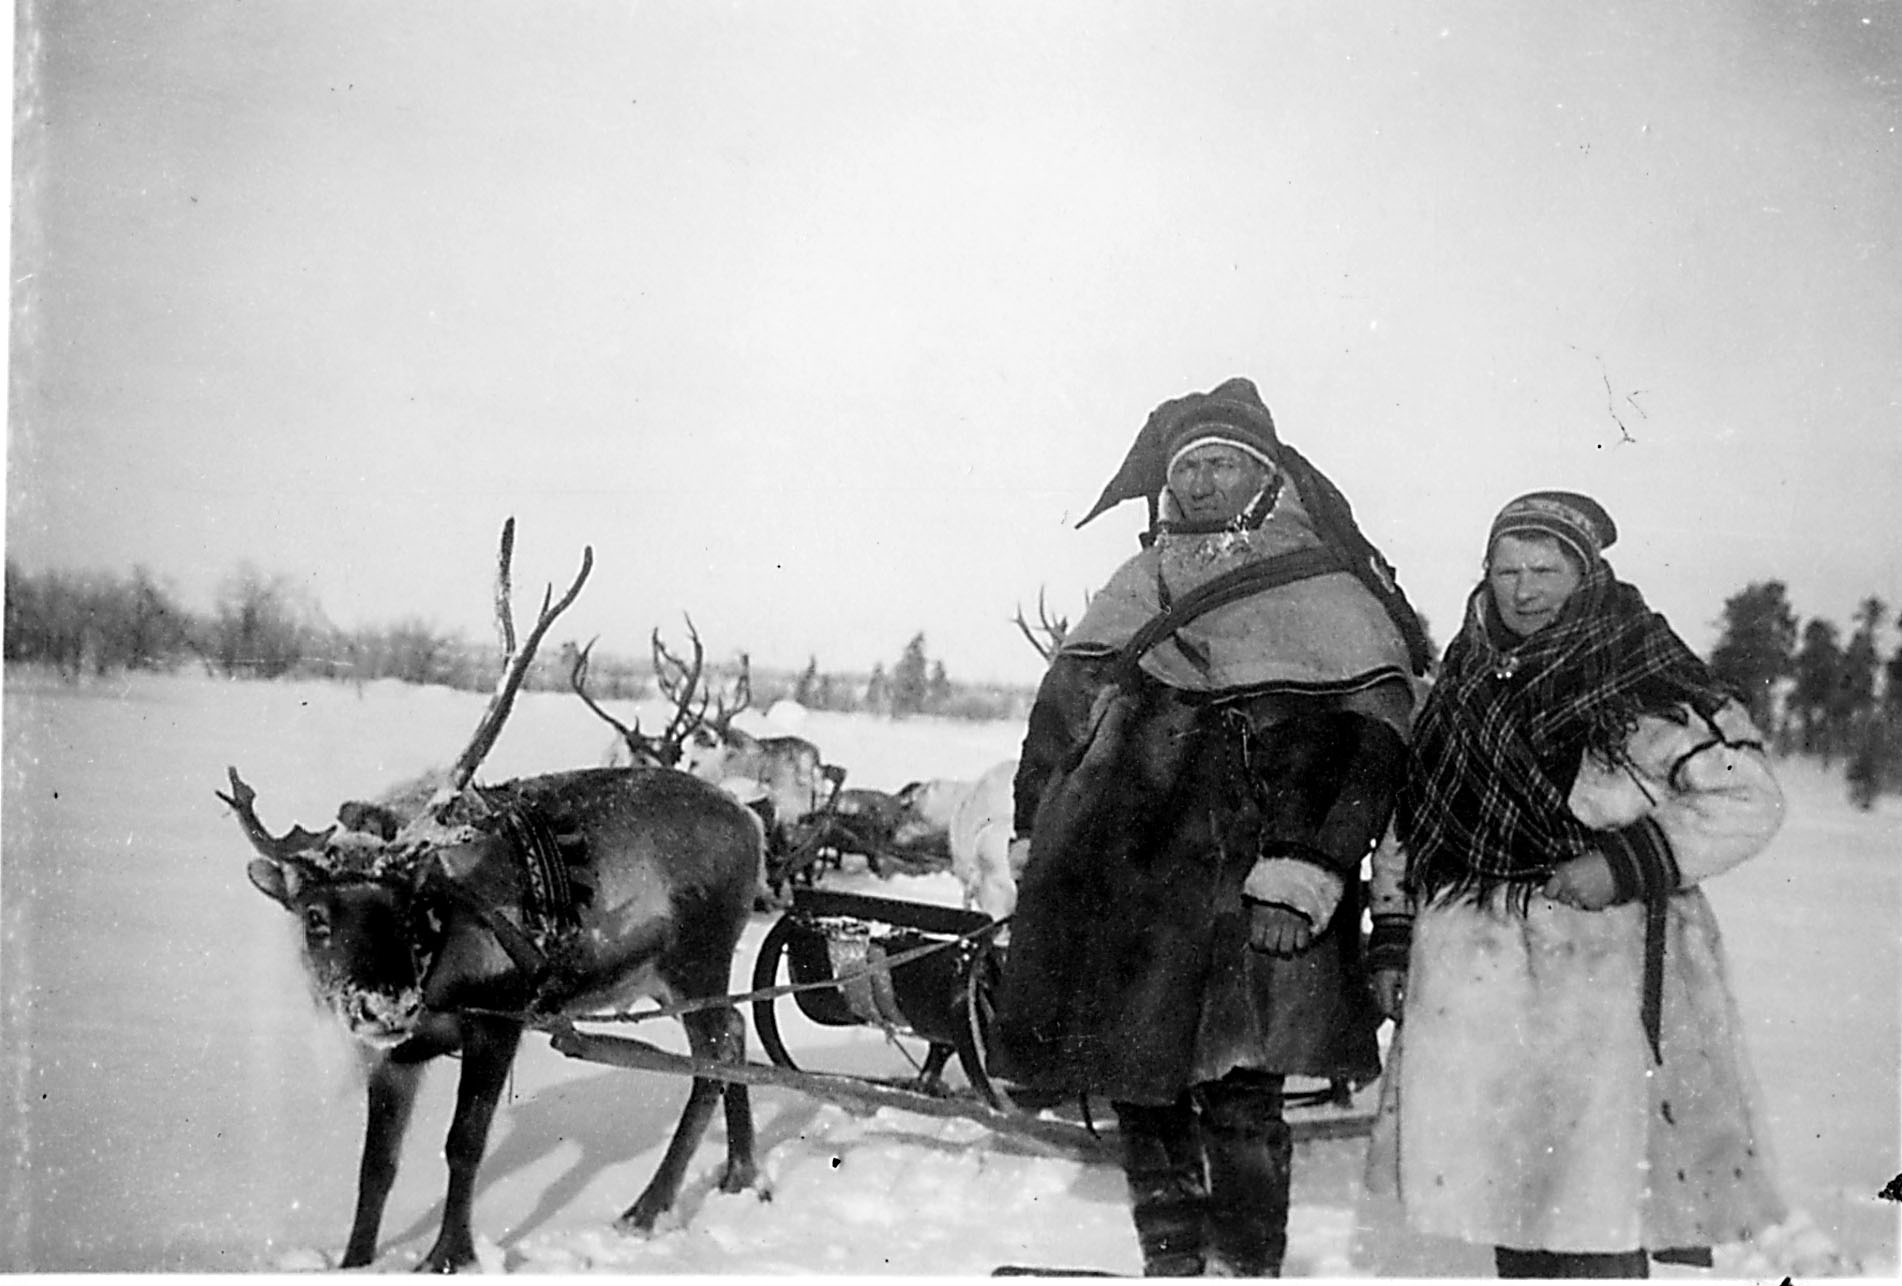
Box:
415;1237;477;1273
615;1201;666;1237
414;1252;470;1274
718;1160;759;1195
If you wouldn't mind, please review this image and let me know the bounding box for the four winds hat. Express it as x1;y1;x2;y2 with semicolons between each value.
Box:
1076;376;1282;530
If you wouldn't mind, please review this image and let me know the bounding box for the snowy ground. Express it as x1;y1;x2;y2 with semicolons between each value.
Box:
2;670;1896;1274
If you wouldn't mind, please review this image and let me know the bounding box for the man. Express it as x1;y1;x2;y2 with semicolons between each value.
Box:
992;377;1430;1276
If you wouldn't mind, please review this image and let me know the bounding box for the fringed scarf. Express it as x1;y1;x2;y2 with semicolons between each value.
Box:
1395;563;1736;910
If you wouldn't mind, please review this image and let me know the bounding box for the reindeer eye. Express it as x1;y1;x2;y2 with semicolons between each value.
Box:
303;906;331;939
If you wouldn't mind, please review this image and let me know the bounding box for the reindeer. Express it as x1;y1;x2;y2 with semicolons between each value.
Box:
949;757;1023;920
667;642;827;832
888;777;970;863
224;521;762;1272
566;631;701;770
573;621;828;899
908;591;1079;917
568;629;792;905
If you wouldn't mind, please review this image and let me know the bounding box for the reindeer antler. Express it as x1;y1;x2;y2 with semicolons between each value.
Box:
436;519;594;805
217;765;335;861
708;652;753;735
1012;587;1072;663
571;636;685;768
652;616;712;751
569;637;640;738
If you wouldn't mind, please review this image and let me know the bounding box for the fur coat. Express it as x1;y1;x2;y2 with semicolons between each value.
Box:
989;652;1409;1105
1365;699;1788;1253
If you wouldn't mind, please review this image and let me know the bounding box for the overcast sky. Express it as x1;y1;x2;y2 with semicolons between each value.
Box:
8;0;1899;686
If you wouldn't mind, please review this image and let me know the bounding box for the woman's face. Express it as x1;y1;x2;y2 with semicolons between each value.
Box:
1488;533;1583;638
1166;443;1270;524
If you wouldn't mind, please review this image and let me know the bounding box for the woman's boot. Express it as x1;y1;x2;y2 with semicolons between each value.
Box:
1197;1071;1291;1277
1495;1247;1650;1278
1114;1097;1208;1277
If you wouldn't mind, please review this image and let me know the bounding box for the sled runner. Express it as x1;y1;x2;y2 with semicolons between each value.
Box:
547;884;1382;1155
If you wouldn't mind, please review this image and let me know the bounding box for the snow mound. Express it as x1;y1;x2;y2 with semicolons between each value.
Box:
1717;1208;1865;1278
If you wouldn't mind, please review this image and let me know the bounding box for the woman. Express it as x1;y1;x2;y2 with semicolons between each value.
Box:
1367;490;1787;1278
993;377;1432;1276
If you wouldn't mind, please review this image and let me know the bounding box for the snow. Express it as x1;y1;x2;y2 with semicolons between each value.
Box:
2;670;1896;1274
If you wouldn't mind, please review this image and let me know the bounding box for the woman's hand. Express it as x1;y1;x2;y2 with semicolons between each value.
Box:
1007;836;1032;876
1371;968;1407;1022
1246;901;1314;956
1541;852;1618;911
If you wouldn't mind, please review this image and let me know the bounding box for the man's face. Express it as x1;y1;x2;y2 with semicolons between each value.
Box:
1166;442;1270;525
1487;533;1584;638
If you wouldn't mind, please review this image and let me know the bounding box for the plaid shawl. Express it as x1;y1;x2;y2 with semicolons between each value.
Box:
1395;563;1735;909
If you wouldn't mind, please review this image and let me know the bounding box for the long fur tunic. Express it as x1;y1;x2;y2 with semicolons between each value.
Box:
990;658;1398;1104
1365;699;1788;1253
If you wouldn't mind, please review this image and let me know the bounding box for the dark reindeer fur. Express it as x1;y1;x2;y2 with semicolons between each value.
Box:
228;524;762;1272
240;765;763;1272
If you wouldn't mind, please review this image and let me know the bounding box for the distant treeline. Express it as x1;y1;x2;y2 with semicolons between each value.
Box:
12;561;1902;803
1705;582;1902;810
2;560;1037;723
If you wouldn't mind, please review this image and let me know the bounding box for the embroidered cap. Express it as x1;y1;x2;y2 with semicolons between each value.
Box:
1487;490;1618;568
1165;429;1277;479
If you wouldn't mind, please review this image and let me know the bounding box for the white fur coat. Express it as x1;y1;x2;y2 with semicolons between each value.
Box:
1365;699;1788;1254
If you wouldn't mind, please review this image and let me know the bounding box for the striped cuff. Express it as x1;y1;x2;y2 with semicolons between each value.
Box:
1600;817;1680;905
1243;850;1344;930
1241;896;1313;927
1366;913;1413;973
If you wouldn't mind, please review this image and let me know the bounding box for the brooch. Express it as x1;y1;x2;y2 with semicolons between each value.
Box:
1492;655;1521;681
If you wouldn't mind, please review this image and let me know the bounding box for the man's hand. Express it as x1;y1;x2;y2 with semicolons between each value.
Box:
1246;901;1314;957
1371;968;1407;1022
1541;852;1618;911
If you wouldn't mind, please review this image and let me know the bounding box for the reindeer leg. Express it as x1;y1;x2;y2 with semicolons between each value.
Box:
342;1051;429;1268
710;1006;757;1195
418;1016;522;1274
617;1005;755;1232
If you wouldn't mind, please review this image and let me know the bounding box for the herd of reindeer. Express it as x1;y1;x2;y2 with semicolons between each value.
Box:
564;618;1029;921
218;524;1062;1271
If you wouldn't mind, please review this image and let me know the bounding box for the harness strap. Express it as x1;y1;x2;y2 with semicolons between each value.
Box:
489;794;579;938
419;865;551;982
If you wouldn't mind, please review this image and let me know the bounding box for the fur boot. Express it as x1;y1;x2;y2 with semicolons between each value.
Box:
1115;1098;1208;1277
1197;1071;1291;1277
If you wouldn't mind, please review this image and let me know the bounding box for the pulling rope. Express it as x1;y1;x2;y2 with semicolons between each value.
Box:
458;912;1010;1030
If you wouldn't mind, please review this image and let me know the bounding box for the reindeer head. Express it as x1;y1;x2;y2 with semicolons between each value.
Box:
641;627;755;782
225;520;591;1046
227;768;439;1044
567;620;715;769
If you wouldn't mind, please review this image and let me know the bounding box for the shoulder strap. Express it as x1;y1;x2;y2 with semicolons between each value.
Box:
1110;545;1348;687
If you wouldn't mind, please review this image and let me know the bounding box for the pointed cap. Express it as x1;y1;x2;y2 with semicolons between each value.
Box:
1077;377;1281;528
